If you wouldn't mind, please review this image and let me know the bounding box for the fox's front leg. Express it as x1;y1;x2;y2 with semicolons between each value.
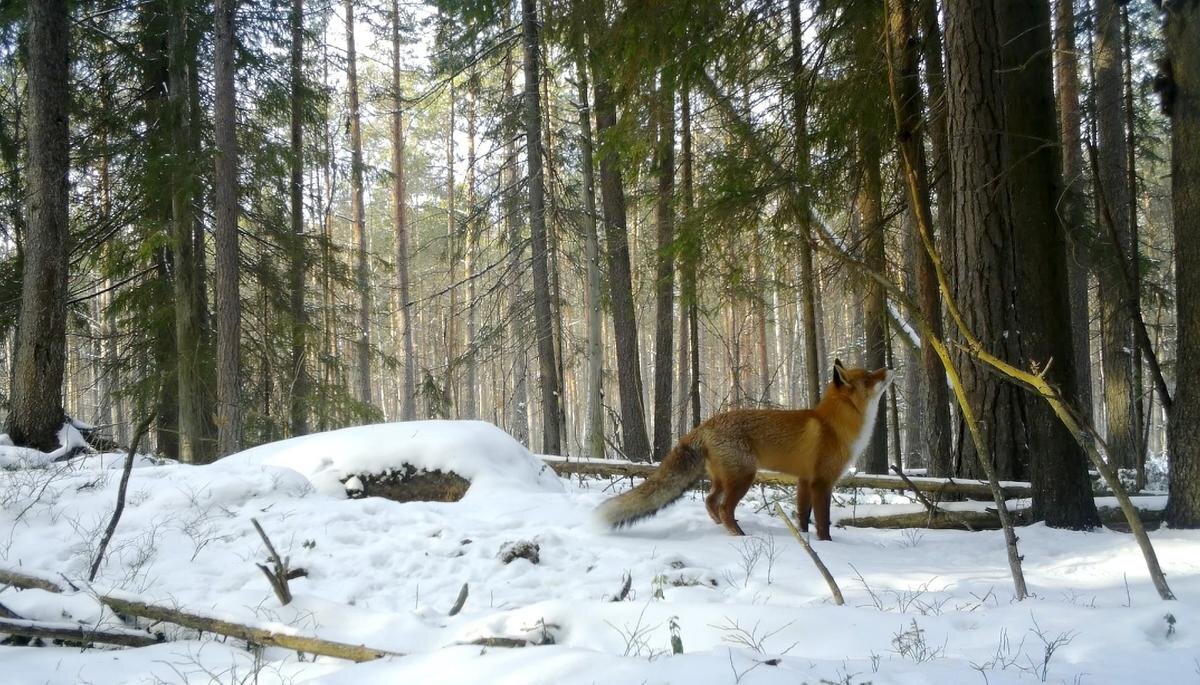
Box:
796;480;813;532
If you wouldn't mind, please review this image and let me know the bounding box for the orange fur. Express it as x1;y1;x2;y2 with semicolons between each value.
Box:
595;361;893;540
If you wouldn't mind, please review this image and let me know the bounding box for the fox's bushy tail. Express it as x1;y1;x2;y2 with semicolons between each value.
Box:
595;438;706;529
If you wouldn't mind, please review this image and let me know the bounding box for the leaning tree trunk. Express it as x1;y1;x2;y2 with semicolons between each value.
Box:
1165;0;1200;528
944;0;1029;481
214;0;241;456
788;0;822;406
391;0;417;421
651;71;676;459
8;0;69;451
1094;0;1138;470
521;0;562;455
575;58;605;460
288;0;309;436
345;0;372;408
858;127;889;475
592;73;651;461
1054;0;1095;428
998;0;1100;529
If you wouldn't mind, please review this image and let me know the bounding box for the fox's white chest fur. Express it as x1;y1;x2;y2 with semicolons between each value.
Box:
847;373;893;468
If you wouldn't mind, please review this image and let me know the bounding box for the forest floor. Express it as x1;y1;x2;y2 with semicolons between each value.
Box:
1;421;1198;684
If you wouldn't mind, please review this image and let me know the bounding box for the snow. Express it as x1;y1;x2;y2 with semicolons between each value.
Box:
223;420;563;498
0;422;93;469
2;420;1199;684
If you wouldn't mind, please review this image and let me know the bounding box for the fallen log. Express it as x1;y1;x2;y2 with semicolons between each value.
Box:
542;457;1032;499
0;568;64;593
99;594;402;662
0;617;161;648
839;506;1165;531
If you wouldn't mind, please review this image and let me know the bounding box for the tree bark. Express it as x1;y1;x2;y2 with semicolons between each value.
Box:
288;0;309;436
214;0;241;455
1054;0;1095;428
522;0;562;455
652;71;676;459
944;0;1029;481
1093;0;1137;470
681;85;701;428
8;0;70;451
167;0;212;463
503;39;530;445
575;59;605;460
592;75;651;461
391;0;416;421
858;128;888;474
998;0;1100;528
464;72;480;420
1165;0;1200;527
345;0;372;408
788;0;822;407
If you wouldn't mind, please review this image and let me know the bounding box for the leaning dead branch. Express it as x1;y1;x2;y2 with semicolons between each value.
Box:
89;407;157;582
448;583;469;616
774;503;844;606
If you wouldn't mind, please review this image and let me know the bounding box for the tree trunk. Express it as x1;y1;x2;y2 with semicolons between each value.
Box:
345;0;372;408
944;0;1028;481
8;0;69;451
445;75;459;416
1166;0;1200;527
168;0;213;463
288;0;309;436
575;59;605;460
391;0;417;421
652;72;676;459
998;0;1100;528
464;72;480;420
1093;0;1137;470
214;0;241;456
592;74;651;461
503;40;530;445
682;85;701;428
522;0;562;455
858;128;888;474
1054;0;1095;428
788;0;822;407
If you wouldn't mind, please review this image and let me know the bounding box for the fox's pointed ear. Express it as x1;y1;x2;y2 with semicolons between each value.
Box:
832;361;848;387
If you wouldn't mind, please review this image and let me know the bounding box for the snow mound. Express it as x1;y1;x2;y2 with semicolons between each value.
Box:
0;422;93;469
223;420;563;498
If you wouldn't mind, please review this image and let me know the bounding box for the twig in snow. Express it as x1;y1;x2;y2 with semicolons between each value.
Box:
448;583;469;616
773;503;844;605
251;518;305;605
609;571;632;602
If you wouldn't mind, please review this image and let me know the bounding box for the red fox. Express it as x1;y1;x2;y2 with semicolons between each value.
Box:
596;360;892;540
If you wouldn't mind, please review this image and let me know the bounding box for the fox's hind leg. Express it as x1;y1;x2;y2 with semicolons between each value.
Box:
718;470;755;536
705;479;724;525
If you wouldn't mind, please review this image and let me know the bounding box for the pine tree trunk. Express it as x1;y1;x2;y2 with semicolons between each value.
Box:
464;73;480;420
503;41;530;445
345;0;372;408
521;0;562;455
944;0;1028;481
214;0;241;456
998;0;1100;528
651;72;676;459
682;85;701;428
391;0;416;421
445;76;459;416
788;0;822;406
288;0;309;436
168;0;213;463
1054;0;1095;427
858;129;888;474
1166;0;1200;528
8;0;69;451
575;59;605;460
592;74;651;461
1094;0;1137;470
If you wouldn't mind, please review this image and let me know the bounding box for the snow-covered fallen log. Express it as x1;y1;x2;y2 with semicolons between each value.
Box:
542;456;1032;499
0;617;161;648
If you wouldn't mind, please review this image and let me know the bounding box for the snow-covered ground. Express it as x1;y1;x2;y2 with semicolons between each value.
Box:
1;421;1197;684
